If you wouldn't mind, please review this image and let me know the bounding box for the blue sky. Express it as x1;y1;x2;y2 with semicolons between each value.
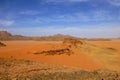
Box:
0;0;120;38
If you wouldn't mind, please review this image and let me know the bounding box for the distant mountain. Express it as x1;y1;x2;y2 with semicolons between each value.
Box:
0;31;12;37
0;31;31;40
0;31;74;41
0;31;112;41
34;34;75;41
0;31;13;40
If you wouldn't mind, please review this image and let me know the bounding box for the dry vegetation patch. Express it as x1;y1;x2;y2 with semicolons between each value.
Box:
0;58;120;80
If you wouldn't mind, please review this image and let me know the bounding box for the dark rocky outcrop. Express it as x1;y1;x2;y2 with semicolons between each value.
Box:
0;42;6;47
34;48;73;56
63;38;85;48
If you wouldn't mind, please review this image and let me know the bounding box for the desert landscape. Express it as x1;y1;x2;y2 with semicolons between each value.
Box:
0;0;120;79
0;31;120;80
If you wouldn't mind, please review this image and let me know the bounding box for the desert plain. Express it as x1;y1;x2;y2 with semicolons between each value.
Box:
0;39;120;80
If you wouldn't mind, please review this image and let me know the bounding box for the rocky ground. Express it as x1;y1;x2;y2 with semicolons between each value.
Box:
0;58;120;80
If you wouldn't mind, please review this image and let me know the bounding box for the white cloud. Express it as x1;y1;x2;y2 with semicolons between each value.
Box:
108;0;120;6
91;10;114;21
0;20;14;26
20;10;41;15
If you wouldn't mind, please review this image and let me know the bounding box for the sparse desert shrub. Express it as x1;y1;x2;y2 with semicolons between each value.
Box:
8;70;119;80
106;47;117;51
0;58;120;80
0;69;120;80
23;71;120;80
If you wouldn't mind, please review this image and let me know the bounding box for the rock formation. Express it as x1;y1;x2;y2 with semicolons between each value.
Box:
0;42;6;47
63;38;85;48
34;48;73;56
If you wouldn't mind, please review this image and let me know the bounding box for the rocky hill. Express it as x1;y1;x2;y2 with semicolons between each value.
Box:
32;34;75;41
0;31;74;41
0;31;111;41
0;31;31;40
0;31;12;40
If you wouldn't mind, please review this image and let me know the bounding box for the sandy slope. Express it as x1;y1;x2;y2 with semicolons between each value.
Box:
86;40;120;71
87;40;120;54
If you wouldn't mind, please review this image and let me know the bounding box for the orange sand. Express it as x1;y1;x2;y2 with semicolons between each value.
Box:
0;41;103;70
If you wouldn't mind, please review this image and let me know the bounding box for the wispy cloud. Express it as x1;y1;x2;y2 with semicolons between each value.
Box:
20;10;41;15
107;0;120;6
0;20;14;26
45;0;88;3
34;10;115;23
